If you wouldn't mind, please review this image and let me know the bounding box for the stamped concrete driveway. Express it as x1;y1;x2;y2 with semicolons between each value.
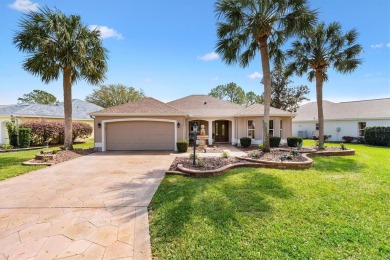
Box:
0;151;174;260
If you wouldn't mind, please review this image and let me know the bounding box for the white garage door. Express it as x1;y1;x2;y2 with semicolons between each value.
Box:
106;121;175;151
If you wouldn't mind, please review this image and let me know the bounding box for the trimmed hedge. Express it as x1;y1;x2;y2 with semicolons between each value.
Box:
20;120;93;145
364;126;390;147
18;128;31;148
270;136;281;147
176;140;189;153
240;137;251;147
287;136;303;147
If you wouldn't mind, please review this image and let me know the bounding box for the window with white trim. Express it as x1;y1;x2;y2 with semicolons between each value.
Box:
247;120;255;139
358;122;366;137
269;120;274;137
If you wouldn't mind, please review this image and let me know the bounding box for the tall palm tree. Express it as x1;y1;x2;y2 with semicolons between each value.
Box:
287;22;362;148
215;0;316;152
13;7;108;149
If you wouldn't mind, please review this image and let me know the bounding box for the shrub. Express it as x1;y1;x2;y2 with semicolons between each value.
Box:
340;143;347;150
176;140;188;153
287;136;303;147
342;136;356;143
18;128;31;148
357;137;365;144
5;121;18;146
251;150;261;159
240;137;251;147
1;144;13;150
20;120;92;145
364;126;390;147
221;151;229;158
270;136;281;147
189;152;198;160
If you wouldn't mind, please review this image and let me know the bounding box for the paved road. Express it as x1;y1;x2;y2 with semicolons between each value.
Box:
0;151;174;260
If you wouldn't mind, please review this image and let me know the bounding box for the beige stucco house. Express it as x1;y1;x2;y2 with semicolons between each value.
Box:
91;95;295;151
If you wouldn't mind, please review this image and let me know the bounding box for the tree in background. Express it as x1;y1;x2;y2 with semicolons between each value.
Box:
260;67;310;112
209;82;245;105
245;91;262;106
18;89;58;104
13;7;108;149
287;22;362;148
85;84;146;108
215;0;317;152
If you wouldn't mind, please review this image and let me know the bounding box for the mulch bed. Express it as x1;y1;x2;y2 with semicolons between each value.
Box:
169;157;246;171
246;151;308;162
28;148;94;165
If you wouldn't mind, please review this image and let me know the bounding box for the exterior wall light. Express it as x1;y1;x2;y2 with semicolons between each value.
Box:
98;123;102;128
177;122;180;128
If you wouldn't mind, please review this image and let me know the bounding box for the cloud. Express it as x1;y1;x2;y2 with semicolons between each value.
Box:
197;52;219;61
247;72;262;80
88;25;123;40
8;0;39;12
364;72;382;77
370;43;383;48
387;43;390;48
210;76;219;81
144;78;152;83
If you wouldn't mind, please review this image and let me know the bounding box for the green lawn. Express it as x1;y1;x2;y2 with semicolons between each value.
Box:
149;142;390;259
0;138;94;181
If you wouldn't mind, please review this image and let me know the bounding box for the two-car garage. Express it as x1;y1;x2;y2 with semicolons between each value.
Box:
105;120;175;151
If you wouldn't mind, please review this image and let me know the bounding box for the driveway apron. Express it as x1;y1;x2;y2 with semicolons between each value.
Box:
0;151;174;260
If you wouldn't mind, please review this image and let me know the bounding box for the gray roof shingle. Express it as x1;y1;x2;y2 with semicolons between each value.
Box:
293;98;390;122
0;99;102;120
167;95;244;117
236;103;295;117
91;97;187;116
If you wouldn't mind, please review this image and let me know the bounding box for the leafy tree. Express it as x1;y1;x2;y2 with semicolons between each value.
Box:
209;82;246;105
245;91;262;106
215;0;317;152
85;84;146;108
260;68;310;112
13;7;108;149
287;22;362;148
18;89;58;104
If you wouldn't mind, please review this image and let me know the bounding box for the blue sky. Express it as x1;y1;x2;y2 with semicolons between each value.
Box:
0;0;389;105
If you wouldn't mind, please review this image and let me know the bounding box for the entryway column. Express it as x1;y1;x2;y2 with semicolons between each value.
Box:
208;120;213;145
231;119;236;144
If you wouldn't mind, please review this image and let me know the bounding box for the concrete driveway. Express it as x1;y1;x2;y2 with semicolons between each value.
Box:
0;151;174;260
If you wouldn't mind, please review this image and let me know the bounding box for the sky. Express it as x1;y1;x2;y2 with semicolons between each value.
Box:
0;0;389;105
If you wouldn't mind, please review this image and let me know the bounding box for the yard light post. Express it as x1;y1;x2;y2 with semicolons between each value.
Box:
192;123;198;165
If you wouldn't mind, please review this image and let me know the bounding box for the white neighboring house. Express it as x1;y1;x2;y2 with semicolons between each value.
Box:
292;98;390;142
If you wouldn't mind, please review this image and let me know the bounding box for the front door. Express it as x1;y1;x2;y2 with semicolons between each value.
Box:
215;121;229;142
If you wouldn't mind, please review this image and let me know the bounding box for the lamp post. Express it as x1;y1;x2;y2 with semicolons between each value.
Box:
192;123;198;165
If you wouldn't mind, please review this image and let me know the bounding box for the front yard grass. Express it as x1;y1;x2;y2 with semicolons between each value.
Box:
149;142;390;259
0;138;94;181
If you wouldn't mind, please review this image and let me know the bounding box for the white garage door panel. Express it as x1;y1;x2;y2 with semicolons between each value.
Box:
106;121;174;150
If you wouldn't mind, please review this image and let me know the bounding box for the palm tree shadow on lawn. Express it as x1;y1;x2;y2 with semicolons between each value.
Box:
149;170;294;240
312;156;366;173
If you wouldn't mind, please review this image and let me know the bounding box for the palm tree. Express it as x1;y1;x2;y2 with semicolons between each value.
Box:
215;0;316;152
287;22;362;148
13;7;108;149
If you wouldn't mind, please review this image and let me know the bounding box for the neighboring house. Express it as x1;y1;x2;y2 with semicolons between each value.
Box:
0;99;102;145
292;98;390;141
91;95;295;151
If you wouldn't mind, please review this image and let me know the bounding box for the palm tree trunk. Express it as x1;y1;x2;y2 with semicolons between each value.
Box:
315;69;324;149
63;66;73;150
259;37;271;152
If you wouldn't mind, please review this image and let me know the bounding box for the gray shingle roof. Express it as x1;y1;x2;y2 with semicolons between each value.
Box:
0;99;102;120
236;103;295;117
167;95;244;117
91;97;187;116
293;98;390;122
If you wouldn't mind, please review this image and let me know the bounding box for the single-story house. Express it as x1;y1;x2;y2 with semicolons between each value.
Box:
292;98;390;141
0;99;102;145
91;95;295;151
